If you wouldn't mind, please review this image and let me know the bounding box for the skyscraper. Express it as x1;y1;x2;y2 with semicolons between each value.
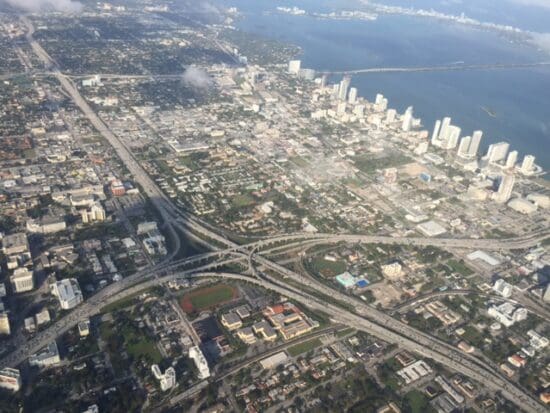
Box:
468;130;483;157
505;151;518;169
486;142;510;164
348;87;358;104
520;155;536;175
431;120;441;145
401;106;414;132
457;136;472;158
494;172;515;204
288;60;301;74
446;125;461;149
338;76;351;101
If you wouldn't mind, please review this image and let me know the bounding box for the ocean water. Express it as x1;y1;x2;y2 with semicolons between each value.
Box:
220;0;550;170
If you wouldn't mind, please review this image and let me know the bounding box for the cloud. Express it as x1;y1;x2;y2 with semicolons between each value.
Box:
508;0;550;9
2;0;83;13
529;32;550;53
182;66;213;89
175;0;224;23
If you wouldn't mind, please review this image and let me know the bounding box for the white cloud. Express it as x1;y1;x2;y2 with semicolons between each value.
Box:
508;0;550;9
2;0;83;13
182;66;213;89
529;32;550;53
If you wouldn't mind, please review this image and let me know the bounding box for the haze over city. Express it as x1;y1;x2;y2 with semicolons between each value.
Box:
0;1;548;413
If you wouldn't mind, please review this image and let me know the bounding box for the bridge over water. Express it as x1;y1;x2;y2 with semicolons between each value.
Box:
319;61;550;76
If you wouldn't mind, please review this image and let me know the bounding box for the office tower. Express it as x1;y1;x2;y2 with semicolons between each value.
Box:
494;172;515;204
521;155;535;174
468;130;483;157
457;136;472;158
505;151;518;169
486;142;510;164
338;76;351;101
348;87;358;104
401;106;414;132
386;109;397;123
431;120;441;145
288;60;301;74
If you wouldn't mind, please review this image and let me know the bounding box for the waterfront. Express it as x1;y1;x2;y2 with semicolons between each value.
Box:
223;0;550;170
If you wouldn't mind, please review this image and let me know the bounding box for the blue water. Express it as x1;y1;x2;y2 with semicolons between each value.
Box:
219;0;550;170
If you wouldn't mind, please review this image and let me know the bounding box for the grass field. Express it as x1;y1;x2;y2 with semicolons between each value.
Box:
287;338;322;357
309;256;346;278
180;284;238;313
353;153;412;174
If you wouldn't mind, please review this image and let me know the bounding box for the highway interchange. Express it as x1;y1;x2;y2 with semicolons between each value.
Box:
3;16;548;412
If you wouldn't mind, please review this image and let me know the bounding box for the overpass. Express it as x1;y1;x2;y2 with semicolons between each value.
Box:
14;18;547;412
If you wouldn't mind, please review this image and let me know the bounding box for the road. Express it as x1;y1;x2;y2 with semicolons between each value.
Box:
12;17;547;412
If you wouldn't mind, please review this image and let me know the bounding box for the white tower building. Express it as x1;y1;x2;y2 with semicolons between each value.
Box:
494;172;515;204
288;60;301;74
505;150;518;169
486;142;510;164
520;155;536;175
457;136;472;158
401;106;414;132
338;76;351;101
348;87;358;104
468;130;483;157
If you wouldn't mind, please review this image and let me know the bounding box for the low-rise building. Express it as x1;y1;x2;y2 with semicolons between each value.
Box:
0;368;21;392
0;313;10;335
26;216;66;234
221;312;242;331
487;302;528;327
10;267;34;293
29;341;61;367
2;233;29;256
50;278;83;310
237;327;257;344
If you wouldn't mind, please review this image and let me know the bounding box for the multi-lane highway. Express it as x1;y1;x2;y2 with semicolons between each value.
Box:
11;18;547;412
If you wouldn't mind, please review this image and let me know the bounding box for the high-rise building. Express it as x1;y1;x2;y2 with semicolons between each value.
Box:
401;106;414;132
338;76;351;101
520;155;536;175
151;365;176;391
431;120;441;145
386;109;397;123
468;130;483;157
375;93;384;105
81;203;106;224
486;142;510;164
189;346;210;379
494;172;515;204
331;84;340;100
348;87;358;104
445;125;461;149
506;150;518;169
457;136;472;158
288;60;301;74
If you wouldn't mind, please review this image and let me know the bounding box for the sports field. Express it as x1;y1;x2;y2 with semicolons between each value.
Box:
180;284;238;313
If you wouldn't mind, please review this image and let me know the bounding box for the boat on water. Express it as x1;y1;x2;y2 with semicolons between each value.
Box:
481;106;497;118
